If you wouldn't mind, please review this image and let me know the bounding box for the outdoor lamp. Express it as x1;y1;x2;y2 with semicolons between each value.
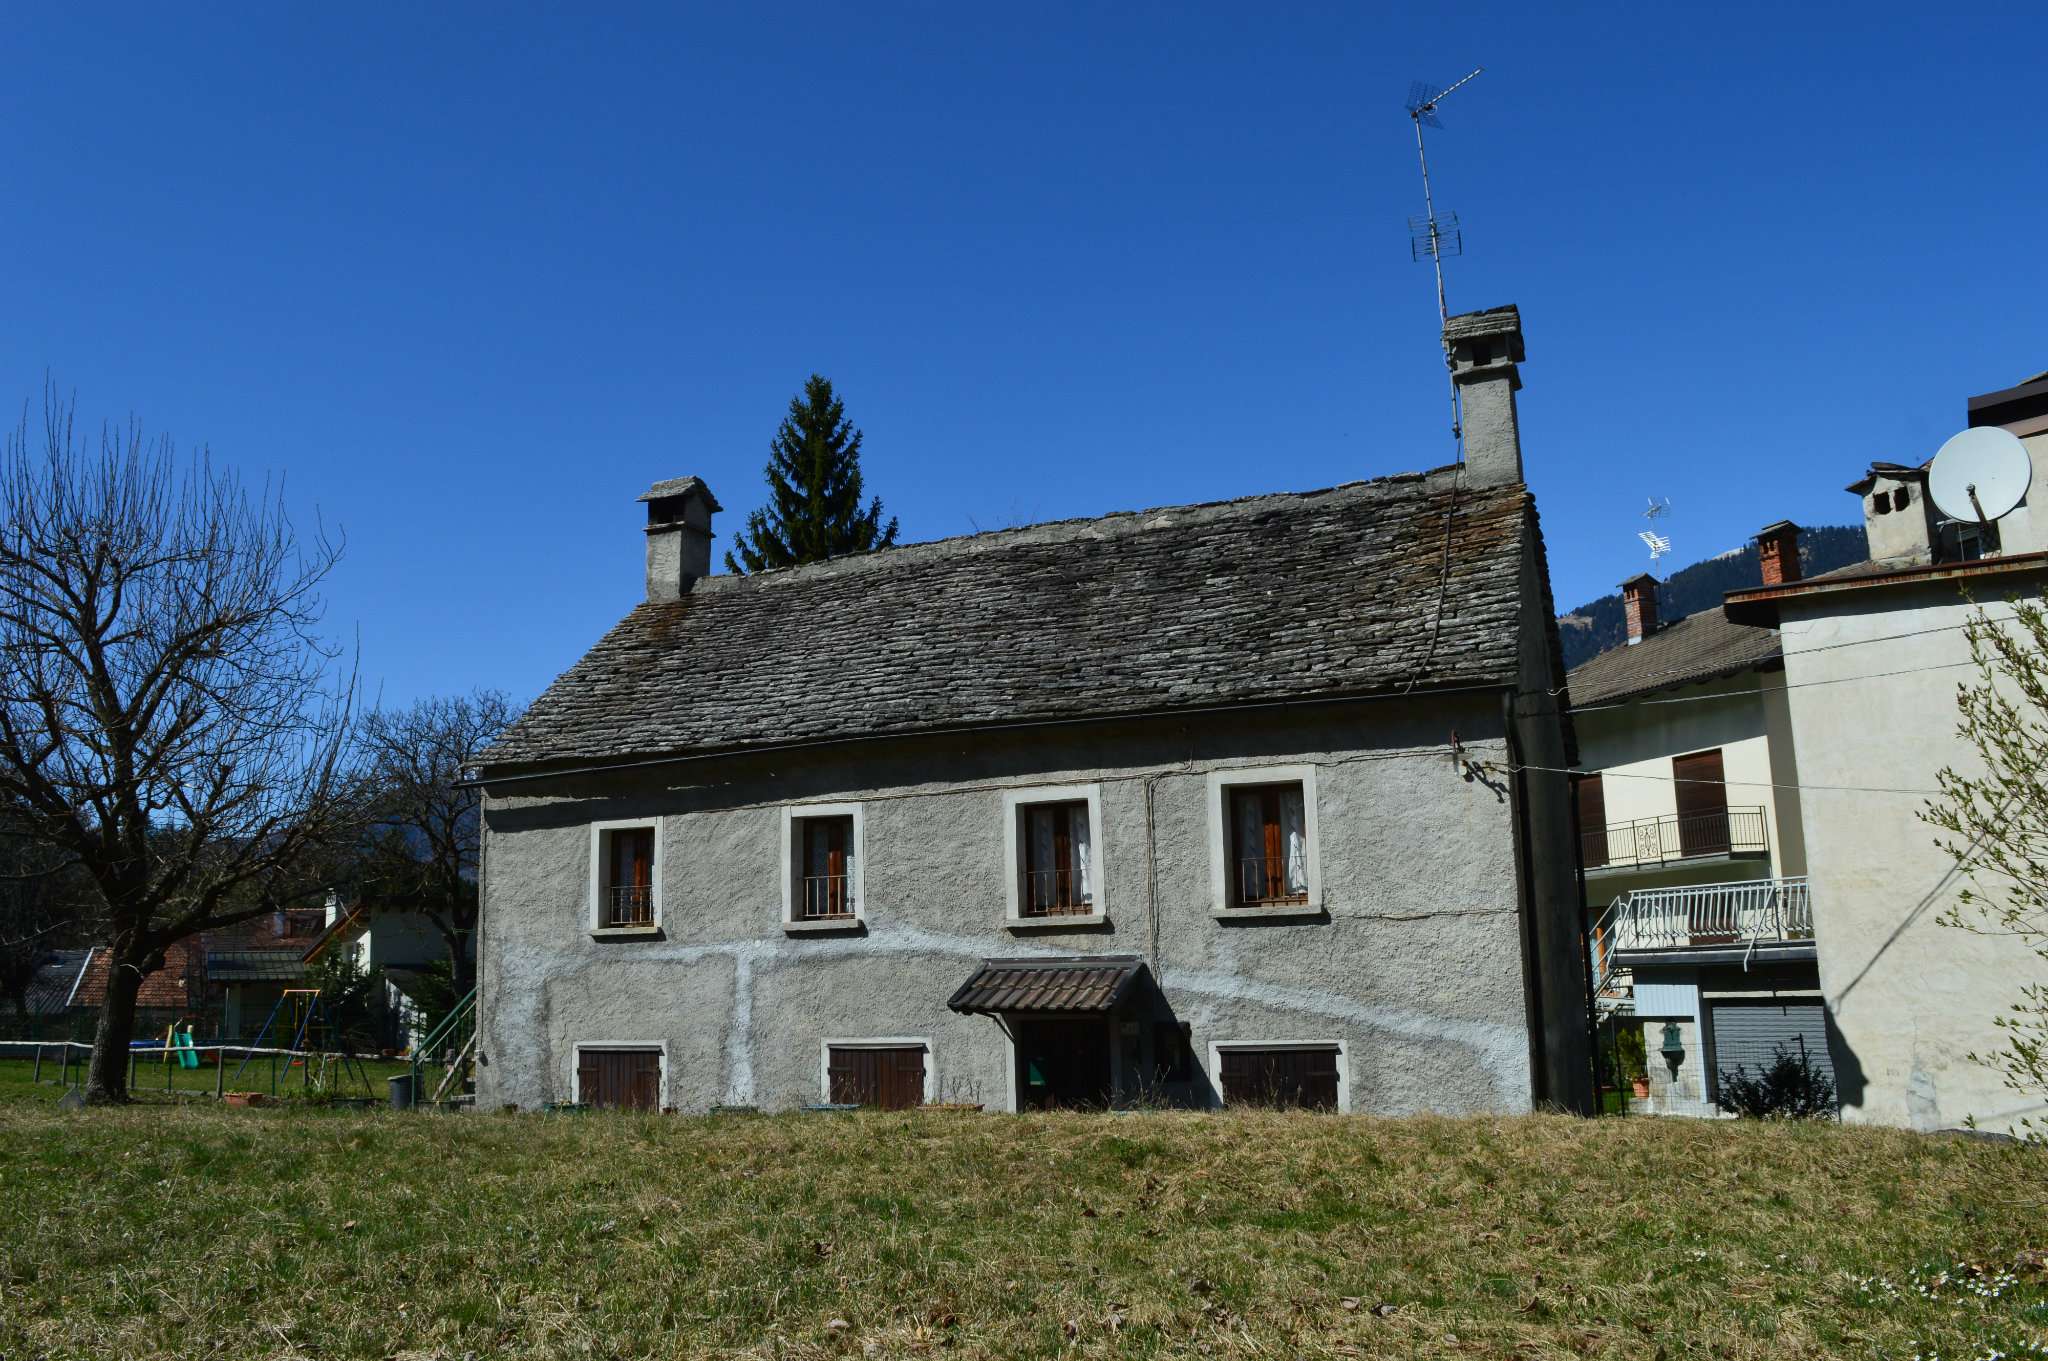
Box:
1659;1021;1685;1072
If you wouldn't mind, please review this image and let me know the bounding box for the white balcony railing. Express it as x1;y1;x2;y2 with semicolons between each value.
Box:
1590;876;1812;994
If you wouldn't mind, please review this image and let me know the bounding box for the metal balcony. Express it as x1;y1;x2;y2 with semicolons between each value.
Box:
1582;806;1768;873
1589;876;1814;995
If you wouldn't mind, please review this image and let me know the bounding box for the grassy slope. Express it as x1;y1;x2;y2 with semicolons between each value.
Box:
0;1088;2043;1360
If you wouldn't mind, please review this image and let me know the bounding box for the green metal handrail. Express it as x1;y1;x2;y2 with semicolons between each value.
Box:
408;987;477;1106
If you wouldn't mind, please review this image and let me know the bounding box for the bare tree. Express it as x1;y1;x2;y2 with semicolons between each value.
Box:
0;806;81;1025
0;388;357;1103
354;690;521;997
1923;597;2048;1140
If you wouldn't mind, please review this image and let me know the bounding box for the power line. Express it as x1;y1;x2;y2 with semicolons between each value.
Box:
1492;758;1943;798
1552;616;1998;698
1568;658;1979;713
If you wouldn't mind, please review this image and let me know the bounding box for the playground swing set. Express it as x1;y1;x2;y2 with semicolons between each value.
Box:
222;987;377;1097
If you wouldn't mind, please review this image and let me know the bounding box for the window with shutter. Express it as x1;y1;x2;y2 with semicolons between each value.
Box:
575;1047;662;1110
1215;1045;1342;1110
1229;784;1310;907
825;1044;927;1109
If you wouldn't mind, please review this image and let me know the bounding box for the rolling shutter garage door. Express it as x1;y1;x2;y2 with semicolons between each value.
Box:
1709;1001;1833;1091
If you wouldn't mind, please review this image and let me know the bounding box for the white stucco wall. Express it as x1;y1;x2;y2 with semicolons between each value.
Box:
1574;671;1803;888
1776;580;2048;1133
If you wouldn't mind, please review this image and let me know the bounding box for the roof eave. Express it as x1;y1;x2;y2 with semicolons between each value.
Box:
1724;551;2048;626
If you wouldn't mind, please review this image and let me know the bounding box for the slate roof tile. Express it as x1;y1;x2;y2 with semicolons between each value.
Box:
483;467;1543;771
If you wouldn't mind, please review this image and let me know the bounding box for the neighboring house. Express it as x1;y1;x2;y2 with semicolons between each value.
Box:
302;900;465;1048
1720;369;2048;1134
71;938;204;1042
69;909;326;1043
473;306;1593;1116
1568;531;1825;1117
9;948;94;1038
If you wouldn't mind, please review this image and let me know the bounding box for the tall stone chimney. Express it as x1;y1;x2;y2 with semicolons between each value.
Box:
1755;520;1803;586
1621;573;1659;645
1444;304;1526;487
639;476;722;602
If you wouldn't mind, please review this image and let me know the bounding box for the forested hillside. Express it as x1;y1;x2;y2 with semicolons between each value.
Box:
1558;525;1868;670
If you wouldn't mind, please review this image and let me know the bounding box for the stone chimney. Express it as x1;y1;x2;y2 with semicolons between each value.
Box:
1848;464;1936;566
1755;520;1803;586
1621;573;1659;645
1444;304;1526;487
639;477;722;602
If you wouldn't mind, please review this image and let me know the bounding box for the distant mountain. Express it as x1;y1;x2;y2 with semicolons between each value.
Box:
1557;525;1869;671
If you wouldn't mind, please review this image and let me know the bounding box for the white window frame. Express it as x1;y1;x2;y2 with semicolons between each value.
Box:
818;1037;935;1106
1205;764;1323;919
587;818;663;936
1207;1038;1350;1113
569;1040;669;1110
781;802;866;932
1001;782;1108;929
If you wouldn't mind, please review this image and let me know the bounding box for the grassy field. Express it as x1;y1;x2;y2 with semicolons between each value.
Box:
0;1052;414;1102
0;1084;2043;1360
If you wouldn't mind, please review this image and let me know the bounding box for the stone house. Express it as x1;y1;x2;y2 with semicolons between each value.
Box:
472;306;1592;1116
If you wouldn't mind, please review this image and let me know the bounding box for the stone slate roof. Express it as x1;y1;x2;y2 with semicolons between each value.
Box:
1567;608;1782;707
947;957;1147;1015
482;467;1548;773
24;949;91;1016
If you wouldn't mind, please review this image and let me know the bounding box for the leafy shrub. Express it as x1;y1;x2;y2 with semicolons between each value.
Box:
1613;1025;1648;1084
1715;1044;1837;1119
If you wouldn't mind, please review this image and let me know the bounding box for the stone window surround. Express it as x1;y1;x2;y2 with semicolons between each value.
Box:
1000;782;1108;929
1206;1038;1351;1113
568;1039;669;1109
817;1036;936;1106
781;801;867;933
587;817;664;938
1204;764;1324;920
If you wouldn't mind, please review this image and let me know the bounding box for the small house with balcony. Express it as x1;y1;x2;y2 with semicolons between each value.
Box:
1568;526;1828;1117
472;307;1593;1117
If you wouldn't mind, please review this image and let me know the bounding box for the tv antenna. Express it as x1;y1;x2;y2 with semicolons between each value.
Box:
1406;67;1484;446
1638;497;1672;564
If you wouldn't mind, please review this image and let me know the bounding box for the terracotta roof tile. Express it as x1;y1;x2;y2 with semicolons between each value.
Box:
947;956;1147;1015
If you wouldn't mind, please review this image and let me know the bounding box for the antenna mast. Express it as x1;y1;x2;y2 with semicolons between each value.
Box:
1405;67;1484;445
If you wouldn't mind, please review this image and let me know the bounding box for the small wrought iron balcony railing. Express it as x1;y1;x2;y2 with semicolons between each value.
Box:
605;883;654;928
1581;806;1768;871
1589;876;1813;994
800;873;855;921
1234;856;1309;908
1019;869;1095;917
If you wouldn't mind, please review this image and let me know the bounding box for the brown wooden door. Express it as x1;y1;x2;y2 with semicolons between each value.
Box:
575;1048;662;1110
1672;749;1729;857
1218;1047;1340;1110
1575;774;1608;869
827;1046;925;1109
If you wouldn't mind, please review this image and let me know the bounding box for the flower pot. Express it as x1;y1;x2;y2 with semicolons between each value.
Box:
1630;1077;1650;1100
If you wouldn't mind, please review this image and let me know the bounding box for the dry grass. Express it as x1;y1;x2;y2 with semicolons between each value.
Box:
0;1095;2042;1359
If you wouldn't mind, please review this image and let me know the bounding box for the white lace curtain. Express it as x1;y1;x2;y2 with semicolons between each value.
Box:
1233;785;1308;896
1027;804;1092;904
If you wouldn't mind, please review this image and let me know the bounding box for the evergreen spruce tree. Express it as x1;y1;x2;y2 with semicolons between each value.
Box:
723;375;898;574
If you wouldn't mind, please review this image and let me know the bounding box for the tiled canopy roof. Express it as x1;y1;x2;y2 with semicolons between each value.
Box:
483;468;1547;773
1567;609;1783;707
947;957;1148;1015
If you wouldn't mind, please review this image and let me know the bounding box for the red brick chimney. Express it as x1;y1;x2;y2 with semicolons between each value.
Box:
1756;520;1803;586
1621;573;1659;645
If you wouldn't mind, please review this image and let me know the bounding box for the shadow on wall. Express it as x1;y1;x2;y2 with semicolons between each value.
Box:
1824;1005;1867;1115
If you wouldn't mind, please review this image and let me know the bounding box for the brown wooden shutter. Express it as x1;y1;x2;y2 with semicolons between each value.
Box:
1575;774;1608;869
576;1054;600;1106
1260;788;1285;902
1219;1047;1340;1110
1673;749;1729;856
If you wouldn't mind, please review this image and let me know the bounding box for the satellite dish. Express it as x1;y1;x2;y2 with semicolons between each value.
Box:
1928;427;2032;524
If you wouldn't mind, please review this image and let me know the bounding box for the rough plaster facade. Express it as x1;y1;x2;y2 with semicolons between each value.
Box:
1769;576;2048;1133
478;699;1573;1115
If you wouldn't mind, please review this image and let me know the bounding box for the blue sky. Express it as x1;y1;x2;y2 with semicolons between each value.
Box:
4;5;2043;708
